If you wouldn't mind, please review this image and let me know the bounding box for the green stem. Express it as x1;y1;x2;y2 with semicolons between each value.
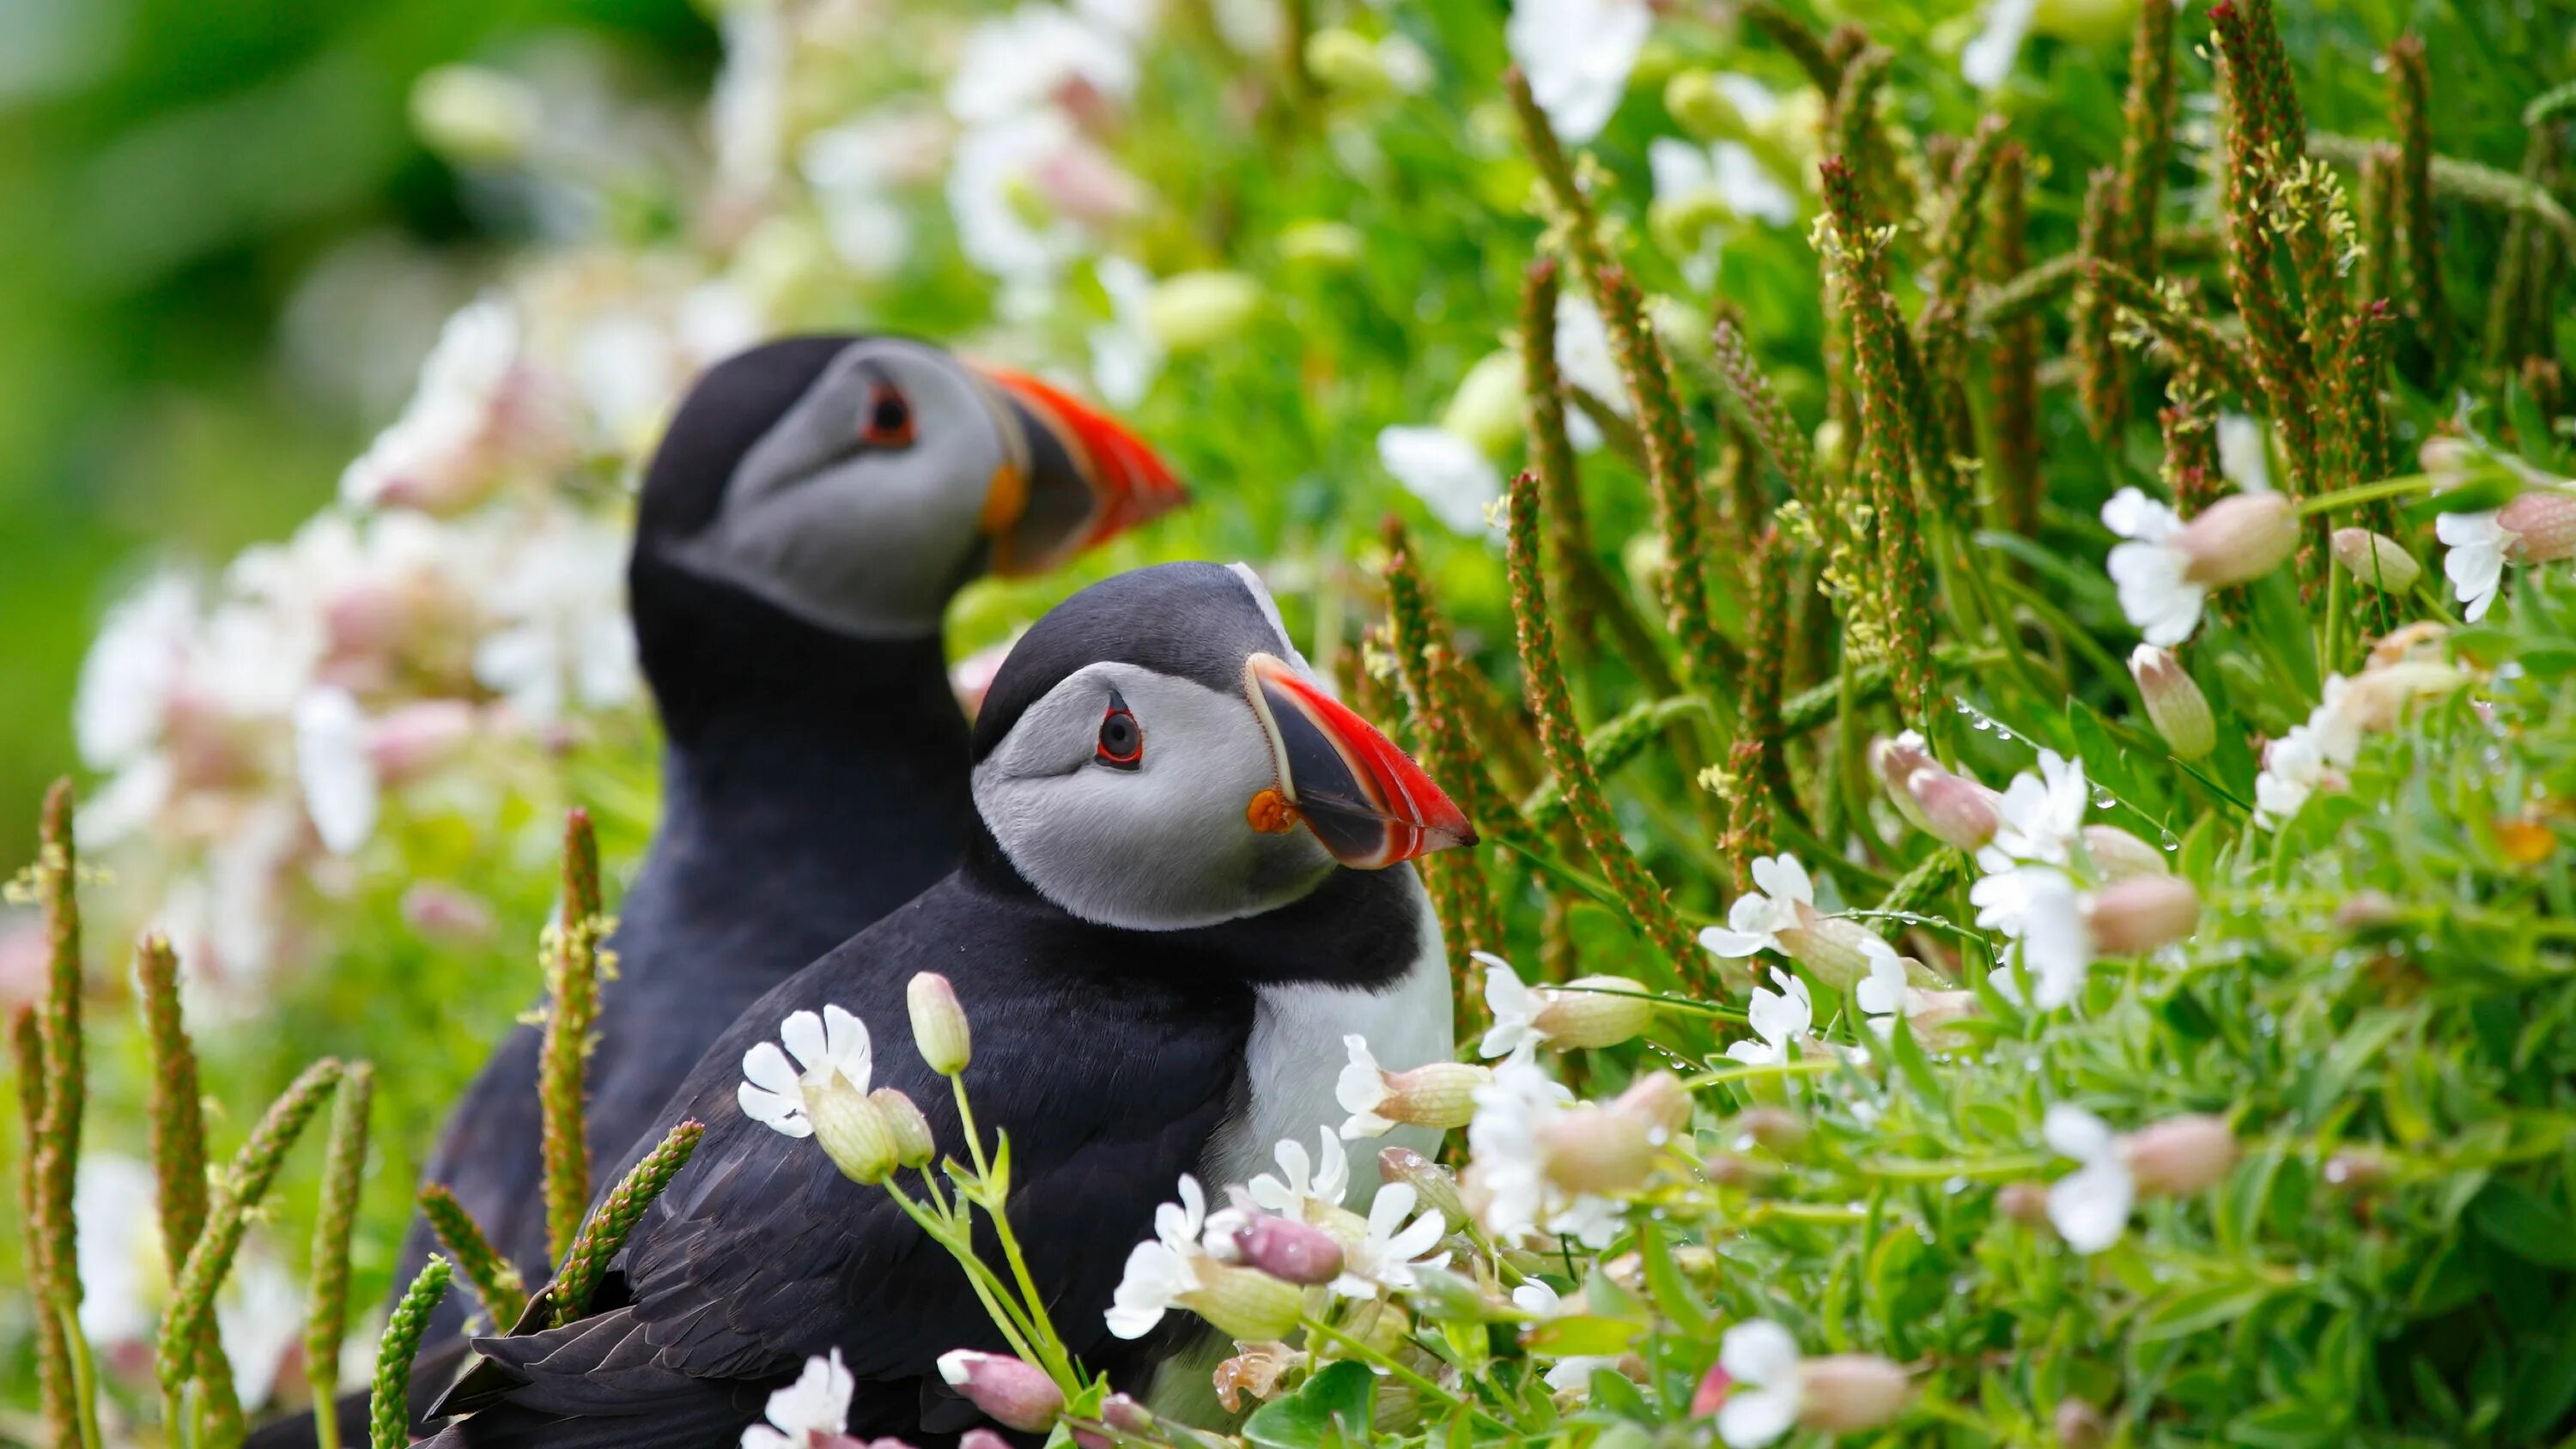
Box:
1679;1058;1842;1091
883;1179;1044;1367
2292;470;2441;517
64;1306;103;1449
1300;1318;1516;1434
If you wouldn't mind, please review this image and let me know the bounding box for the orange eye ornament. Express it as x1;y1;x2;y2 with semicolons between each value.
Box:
1095;691;1142;770
860;384;915;448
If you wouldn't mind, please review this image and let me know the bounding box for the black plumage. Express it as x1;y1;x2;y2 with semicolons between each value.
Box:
426;836;1428;1448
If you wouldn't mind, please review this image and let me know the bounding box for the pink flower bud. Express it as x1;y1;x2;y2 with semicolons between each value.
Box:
1229;1213;1346;1286
1796;1354;1913;1433
1996;1180;2052;1228
2053;1397;2108;1449
960;1432;1015;1449
325;580;413;660
1538;1105;1657;1195
2330;528;2421;592
400;882;496;943
1372;1061;1490;1129
2333;890;2399;931
935;1351;1065;1434
2178;493;2299;586
2085;876;2201;954
1688;1361;1733;1417
1871;732;1940;830
2323;1149;2389;1189
368;700;477;783
1732;1106;1808;1157
2082;825;2171;882
1613;1070;1692;1140
2123;1113;2236;1196
2128;646;2215;761
2500;488;2576;561
1912;772;2001;852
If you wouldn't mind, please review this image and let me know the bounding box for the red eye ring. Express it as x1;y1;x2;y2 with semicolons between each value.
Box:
1096;693;1143;770
859;383;915;448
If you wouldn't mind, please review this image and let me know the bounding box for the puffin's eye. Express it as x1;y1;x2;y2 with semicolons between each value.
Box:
1095;692;1142;770
860;384;915;448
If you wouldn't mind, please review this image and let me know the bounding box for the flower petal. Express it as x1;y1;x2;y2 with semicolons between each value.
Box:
743;1040;802;1098
780;1009;828;1074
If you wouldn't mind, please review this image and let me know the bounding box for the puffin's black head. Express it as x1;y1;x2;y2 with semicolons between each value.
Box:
633;335;1183;641
969;561;1475;931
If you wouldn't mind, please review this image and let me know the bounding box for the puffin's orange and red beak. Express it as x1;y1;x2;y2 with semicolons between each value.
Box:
1243;652;1476;870
977;367;1187;576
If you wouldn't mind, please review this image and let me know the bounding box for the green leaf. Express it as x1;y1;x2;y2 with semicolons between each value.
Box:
2135;1278;2281;1342
1885;1008;1947;1114
2470;1179;2576;1268
1523;1314;1643;1358
1244;1361;1377;1449
1635;1224;1710;1340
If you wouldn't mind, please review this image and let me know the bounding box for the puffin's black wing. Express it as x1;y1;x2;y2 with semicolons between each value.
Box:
434;870;1253;1445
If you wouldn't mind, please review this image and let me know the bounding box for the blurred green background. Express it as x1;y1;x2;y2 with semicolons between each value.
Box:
0;0;718;872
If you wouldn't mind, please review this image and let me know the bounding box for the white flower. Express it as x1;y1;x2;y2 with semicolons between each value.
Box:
710;5;788;200
2002;870;2092;1011
738;1004;872;1139
2251;676;2369;828
946;3;1138;128
1650;139;1797;229
1723;967;1812;1065
1464;1052;1618;1247
1715;1319;1804;1448
1510;1281;1619;1391
1959;0;2037;88
1089;256;1163;409
1855;937;1908;1036
470;505;638;724
1107;1174;1211;1338
1506;0;1650;144
1330;1182;1449;1296
76;571;198;770
1552;293;1625;450
1336;1035;1397;1137
799;110;940;276
1246;1127;1351;1219
742;1349;854;1448
2217;414;2272;493
2437;509;2510;622
1376;425;1502;537
2102;487;2204;646
341;298;560;512
1698;853;1813;960
1477;951;1545;1058
294;688;377;855
949;112;1085;293
2042;1105;2134;1254
1979;749;2088;874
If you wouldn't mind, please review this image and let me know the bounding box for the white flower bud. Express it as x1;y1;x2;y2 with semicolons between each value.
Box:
1774;912;1881;990
1441;352;1528;457
1377;1148;1468;1229
1180;1260;1308;1341
2054;1397;2108;1449
1732;1105;1807;1157
2419;434;2474;487
2084;876;2201;955
1278;221;1363;270
2330;528;2421;592
1145;272;1263;353
2082;824;2171;882
2128;645;2215;761
1539;1104;1657;1196
1532;977;1656;1048
809;1086;900;1185
1871;731;1940;831
907;972;972;1076
2341;659;2464;731
869;1088;935;1169
1376;1062;1489;1129
410;65;540;165
2123;1113;2236;1196
936;1350;1064;1433
1796;1355;1914;1433
1912;772;2001;852
1612;1070;1692;1141
2177;493;2299;586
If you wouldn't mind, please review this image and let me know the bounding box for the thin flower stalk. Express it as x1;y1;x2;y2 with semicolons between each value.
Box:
1381;525;1535;862
2160;375;2223;517
2386;35;2444;379
371;1258;453;1449
2074;168;2129;441
1985;142;2042;540
1502;67;1613;292
2087;261;2263;403
2244;0;2306;152
1827;45;1902;226
551;1119;705;1325
12;1006;77;1446
1723;528;1797;889
1593;262;1729;699
540;807;608;1266
1923;115;2009;312
2209;9;2315;494
1521;694;1712;828
2357;142;2398;307
2482;130;2553;367
1877;851;1963;932
2111;0;2179;272
1819;157;1937;724
158;1058;343;1397
30;779;100;1449
1740;0;1840;94
2324;301;2397;517
1370;603;1500;984
1711;319;1820;519
1504;469;1703;987
307;1061;374;1449
419;1184;529;1328
1519;258;1595;647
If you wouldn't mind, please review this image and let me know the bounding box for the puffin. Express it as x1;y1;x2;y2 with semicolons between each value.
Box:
422;561;1470;1448
259;336;1181;1448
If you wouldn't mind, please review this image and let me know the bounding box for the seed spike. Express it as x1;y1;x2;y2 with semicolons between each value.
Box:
551;1120;705;1325
2111;0;2179;273
137;934;243;1440
13;1006;77;1445
1984;142;2042;541
307;1062;375;1449
419;1185;529;1328
2074;167;2129;442
372;1258;454;1449
2385;34;2445;381
540;808;608;1267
